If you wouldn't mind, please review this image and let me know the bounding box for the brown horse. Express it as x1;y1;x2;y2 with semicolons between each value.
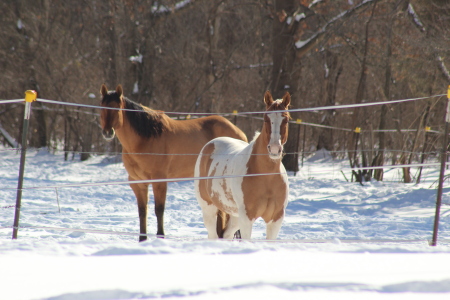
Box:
100;84;247;241
195;91;290;239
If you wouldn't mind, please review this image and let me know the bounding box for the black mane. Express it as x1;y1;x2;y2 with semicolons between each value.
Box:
123;97;165;139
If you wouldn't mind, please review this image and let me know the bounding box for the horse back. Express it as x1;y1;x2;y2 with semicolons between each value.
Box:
127;115;246;179
195;116;247;143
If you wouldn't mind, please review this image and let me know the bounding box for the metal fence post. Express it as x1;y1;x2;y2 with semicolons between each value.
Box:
12;90;37;239
295;119;302;175
431;86;450;246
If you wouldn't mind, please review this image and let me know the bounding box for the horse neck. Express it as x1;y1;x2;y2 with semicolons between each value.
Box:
249;123;282;171
115;109;164;152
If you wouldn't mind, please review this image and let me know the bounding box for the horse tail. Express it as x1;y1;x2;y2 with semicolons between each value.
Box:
216;210;230;238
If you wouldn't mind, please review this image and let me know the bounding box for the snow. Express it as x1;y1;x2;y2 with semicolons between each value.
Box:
408;4;426;32
286;16;293;25
129;54;143;64
132;82;139;94
152;0;192;14
295;13;306;22
309;0;324;8
1;147;450;300
17;19;23;30
295;38;311;49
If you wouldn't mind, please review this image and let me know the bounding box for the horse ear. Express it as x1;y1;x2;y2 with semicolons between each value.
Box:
116;85;123;97
100;84;108;96
264;91;273;107
282;92;291;108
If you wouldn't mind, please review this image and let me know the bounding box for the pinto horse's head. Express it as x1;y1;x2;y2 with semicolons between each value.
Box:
263;91;291;159
100;84;124;141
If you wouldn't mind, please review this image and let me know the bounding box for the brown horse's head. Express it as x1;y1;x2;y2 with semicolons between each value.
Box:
263;91;291;159
100;84;124;141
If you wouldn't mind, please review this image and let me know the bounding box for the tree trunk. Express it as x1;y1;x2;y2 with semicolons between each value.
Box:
317;50;342;151
271;0;300;172
350;1;376;156
374;1;395;181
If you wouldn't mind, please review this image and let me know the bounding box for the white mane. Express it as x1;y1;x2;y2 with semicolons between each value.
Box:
251;131;261;143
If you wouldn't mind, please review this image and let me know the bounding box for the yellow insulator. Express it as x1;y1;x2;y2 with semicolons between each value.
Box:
24;90;37;103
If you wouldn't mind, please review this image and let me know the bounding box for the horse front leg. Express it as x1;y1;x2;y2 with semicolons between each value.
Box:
129;181;149;242
266;216;284;240
152;182;167;237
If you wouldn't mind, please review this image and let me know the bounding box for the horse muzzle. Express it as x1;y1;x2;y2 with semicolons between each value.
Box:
267;143;283;159
102;128;115;141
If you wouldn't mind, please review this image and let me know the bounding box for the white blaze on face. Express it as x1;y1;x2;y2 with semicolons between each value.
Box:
267;110;285;159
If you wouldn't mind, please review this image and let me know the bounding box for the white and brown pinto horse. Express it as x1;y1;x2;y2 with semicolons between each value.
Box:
195;91;290;239
100;84;247;241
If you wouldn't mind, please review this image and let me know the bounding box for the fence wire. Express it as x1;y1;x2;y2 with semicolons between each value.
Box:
33;93;445;115
2;93;445;135
1;92;449;241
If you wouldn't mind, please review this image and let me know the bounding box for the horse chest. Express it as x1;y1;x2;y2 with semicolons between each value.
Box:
122;154;155;180
240;170;288;222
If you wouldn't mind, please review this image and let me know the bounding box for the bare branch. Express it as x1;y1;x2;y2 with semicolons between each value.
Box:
294;0;377;56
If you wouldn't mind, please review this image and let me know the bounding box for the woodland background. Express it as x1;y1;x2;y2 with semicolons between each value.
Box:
0;0;449;182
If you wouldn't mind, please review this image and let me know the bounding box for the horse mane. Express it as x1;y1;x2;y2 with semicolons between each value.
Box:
251;131;261;143
123;97;165;139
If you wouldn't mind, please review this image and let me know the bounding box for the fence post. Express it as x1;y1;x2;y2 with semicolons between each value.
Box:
12;90;37;239
431;86;450;246
301;122;306;167
351;127;363;184
295;119;302;175
417;126;431;184
232;109;241;239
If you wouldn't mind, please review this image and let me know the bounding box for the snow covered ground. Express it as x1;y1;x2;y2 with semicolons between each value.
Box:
1;147;450;300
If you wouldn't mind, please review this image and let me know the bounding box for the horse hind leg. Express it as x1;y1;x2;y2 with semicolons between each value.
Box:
199;202;220;239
